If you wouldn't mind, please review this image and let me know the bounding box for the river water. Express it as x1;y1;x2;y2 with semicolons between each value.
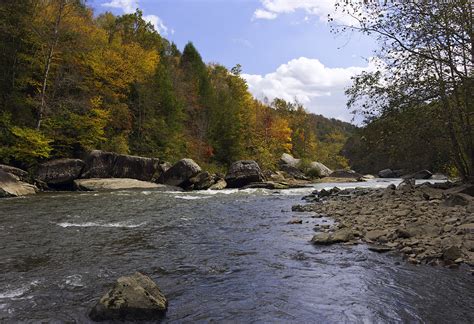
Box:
0;180;473;323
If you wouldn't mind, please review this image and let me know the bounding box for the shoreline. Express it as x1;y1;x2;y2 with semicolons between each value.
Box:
292;181;474;271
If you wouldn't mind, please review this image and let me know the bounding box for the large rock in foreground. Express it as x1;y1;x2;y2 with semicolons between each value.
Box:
74;178;166;191
0;170;37;198
36;158;85;188
81;150;164;181
225;160;265;188
89;272;167;321
158;158;201;188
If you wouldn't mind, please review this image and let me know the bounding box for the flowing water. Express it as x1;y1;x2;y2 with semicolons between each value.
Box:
0;180;473;323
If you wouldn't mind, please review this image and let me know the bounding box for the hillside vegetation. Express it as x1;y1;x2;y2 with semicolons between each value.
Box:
0;1;354;172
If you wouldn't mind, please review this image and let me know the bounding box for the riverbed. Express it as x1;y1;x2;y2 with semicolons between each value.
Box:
0;180;473;323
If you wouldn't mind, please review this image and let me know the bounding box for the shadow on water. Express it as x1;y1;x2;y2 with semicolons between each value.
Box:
0;181;473;323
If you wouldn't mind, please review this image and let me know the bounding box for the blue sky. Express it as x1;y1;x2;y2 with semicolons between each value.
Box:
91;0;377;122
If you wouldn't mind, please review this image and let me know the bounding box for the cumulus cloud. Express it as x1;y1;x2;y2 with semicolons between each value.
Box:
253;0;356;25
242;57;377;122
253;9;278;20
102;0;137;13
143;14;168;35
102;0;169;35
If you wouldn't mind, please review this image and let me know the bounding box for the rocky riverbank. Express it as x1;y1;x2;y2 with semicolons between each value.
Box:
293;180;474;270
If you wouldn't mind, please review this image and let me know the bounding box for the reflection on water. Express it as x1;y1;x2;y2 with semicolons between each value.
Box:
0;180;473;323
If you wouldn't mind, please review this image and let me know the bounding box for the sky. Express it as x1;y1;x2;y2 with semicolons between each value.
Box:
90;0;378;123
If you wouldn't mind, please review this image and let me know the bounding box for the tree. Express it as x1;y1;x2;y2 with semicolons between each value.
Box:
336;0;473;179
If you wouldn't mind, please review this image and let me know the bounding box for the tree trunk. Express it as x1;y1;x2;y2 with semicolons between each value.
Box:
36;0;66;130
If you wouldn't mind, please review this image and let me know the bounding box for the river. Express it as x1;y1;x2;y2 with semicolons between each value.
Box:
0;180;473;323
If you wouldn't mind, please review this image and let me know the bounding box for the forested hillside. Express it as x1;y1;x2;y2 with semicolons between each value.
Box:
0;1;353;171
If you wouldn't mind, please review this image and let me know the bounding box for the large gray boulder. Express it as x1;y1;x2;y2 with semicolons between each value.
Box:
0;164;29;182
0;170;37;198
158;158;201;188
279;153;301;168
81;150;164;181
308;161;332;177
89;272;167;321
36;158;85;187
225;160;265;188
402;169;432;180
280;164;308;180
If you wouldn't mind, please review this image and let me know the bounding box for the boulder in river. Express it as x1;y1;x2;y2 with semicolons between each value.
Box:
279;164;308;180
188;171;218;190
225;160;265;188
209;178;227;190
378;169;404;178
158;158;202;188
311;229;354;245
81;150;164;181
35;158;85;188
74;178;173;191
402;169;432;180
89;272;167;321
0;170;37;198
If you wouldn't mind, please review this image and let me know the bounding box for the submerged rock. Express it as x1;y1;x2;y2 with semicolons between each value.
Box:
74;178;167;191
0;170;37;198
225;160;265;188
158;158;202;188
36;158;85;188
89;272;167;321
311;229;354;245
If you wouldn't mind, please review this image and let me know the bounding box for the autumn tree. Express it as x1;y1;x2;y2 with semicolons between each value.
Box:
337;0;473;179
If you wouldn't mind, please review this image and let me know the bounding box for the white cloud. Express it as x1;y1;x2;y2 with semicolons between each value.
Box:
253;9;278;20
242;57;377;122
102;0;169;35
102;0;137;14
253;0;356;25
144;14;168;35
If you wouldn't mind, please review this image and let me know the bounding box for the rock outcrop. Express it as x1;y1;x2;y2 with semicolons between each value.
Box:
81;150;164;181
225;160;265;188
0;170;37;198
279;153;301;168
74;178;168;191
89;272;167;321
158;158;201;188
309;162;332;177
0;164;29;182
36;158;85;188
188;171;223;190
